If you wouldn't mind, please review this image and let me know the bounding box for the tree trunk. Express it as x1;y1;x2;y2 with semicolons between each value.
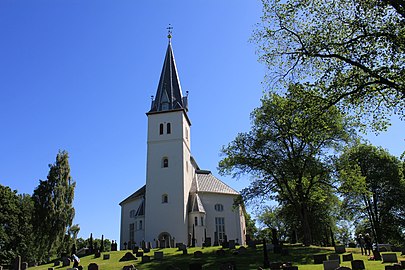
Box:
298;204;312;246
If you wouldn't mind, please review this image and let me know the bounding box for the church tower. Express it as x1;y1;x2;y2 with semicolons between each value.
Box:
144;32;193;245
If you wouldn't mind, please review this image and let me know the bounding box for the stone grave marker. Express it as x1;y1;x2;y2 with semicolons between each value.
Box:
351;259;365;270
228;240;236;249
269;262;282;269
313;254;328;264
193;251;203;258
62;258;71;267
132;247;139;254
154;251;164;260
48;268;54;270
103;254;110;260
54;261;61;267
335;267;351;270
323;260;340;270
122;265;135;270
182;249;188;255
328;253;340;263
238;246;247;254
21;262;28;270
334;245;346;254
342;253;353;261
87;263;98;270
373;249;382;260
384;265;402;270
141;256;150;263
382;253;398;263
14;255;21;270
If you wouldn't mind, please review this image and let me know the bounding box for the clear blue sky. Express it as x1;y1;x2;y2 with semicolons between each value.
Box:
0;0;403;244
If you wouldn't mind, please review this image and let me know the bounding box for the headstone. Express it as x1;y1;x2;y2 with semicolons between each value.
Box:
67;268;78;270
119;252;137;262
342;253;353;261
228;240;236;249
204;237;212;247
323;260;340;270
177;243;186;251
135;252;143;258
182;249;188;255
154;251;164;260
382;253;398;263
193;251;203;258
48;268;54;270
334;245;346;254
143;248;150;253
385;266;402;270
87;263;98;270
238;246;247;254
94;250;100;258
328;254;340;263
122;265;135;270
132;247;139;253
188;262;203;270
141;256;150;263
21;262;28;270
351;260;365;270
62;258;71;267
54;261;61;267
14;256;21;270
313;254;328;264
335;267;351;270
219;261;236;270
103;254;110;260
269;262;282;269
141;241;146;250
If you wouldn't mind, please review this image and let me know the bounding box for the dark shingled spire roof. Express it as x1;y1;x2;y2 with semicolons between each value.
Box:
149;39;188;113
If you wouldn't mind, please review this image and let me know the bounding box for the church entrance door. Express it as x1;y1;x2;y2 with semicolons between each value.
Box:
158;232;172;248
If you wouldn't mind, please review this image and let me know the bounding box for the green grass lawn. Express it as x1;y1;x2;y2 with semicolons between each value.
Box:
32;245;405;270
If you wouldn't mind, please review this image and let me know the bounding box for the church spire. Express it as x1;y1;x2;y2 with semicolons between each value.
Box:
149;28;188;113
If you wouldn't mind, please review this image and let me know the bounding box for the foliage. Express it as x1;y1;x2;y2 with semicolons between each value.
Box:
337;143;405;245
219;84;353;245
254;0;405;131
32;150;76;260
0;186;35;265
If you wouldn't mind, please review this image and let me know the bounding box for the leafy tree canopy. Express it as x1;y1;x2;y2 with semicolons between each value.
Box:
254;0;405;131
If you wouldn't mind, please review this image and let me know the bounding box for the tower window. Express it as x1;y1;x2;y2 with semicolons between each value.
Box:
167;123;171;134
201;216;204;226
130;210;135;218
139;220;143;230
159;123;164;135
214;204;224;212
162;194;168;203
162;157;169;168
194;216;198;226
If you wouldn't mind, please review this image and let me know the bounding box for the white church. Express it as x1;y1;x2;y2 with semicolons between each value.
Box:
119;34;246;249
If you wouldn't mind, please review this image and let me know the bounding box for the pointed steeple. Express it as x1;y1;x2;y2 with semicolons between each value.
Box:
149;32;188;113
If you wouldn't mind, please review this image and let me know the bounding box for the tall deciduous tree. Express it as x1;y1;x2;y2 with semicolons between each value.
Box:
32;150;76;260
219;84;353;245
337;144;405;245
254;0;405;131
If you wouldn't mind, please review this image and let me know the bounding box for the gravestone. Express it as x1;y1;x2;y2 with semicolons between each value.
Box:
334;245;346;254
48;268;54;270
351;260;365;270
182;249;188;255
335;267;351;270
385;265;402;270
313;254;328;264
62;258;71;267
189;263;203;270
193;251;203;258
219;261;236;270
372;249;382;260
154;251;164;260
21;262;28;270
141;256;150;263
132;247;139;254
141;241;146;250
122;265;135;270
94;250;100;258
177;243;186;251
54;261;61;267
103;254;110;260
323;260;340;270
204;237;211;247
228;240;236;249
269;262;282;269
14;256;21;270
328;254;340;263
87;263;98;270
135;252;143;258
382;253;398;263
143;248;150;253
147;242;152;250
238;246;247;254
119;252;137;262
342;253;353;261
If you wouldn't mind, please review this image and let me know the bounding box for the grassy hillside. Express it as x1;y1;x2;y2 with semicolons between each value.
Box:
31;245;404;270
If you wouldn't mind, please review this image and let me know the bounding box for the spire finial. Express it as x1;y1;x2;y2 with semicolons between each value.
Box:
167;24;173;42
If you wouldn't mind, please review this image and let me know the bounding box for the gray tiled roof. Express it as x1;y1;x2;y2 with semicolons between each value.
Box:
196;170;239;195
119;185;145;205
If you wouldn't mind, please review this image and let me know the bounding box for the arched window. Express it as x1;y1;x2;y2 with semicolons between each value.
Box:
162;157;169;168
139;220;143;230
167;123;171;134
162;194;168;203
194;216;198;226
214;204;224;212
159;123;164;135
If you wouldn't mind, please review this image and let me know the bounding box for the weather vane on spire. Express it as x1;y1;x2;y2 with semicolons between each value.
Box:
167;24;173;41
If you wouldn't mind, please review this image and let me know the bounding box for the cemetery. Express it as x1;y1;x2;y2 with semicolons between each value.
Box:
4;243;404;270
